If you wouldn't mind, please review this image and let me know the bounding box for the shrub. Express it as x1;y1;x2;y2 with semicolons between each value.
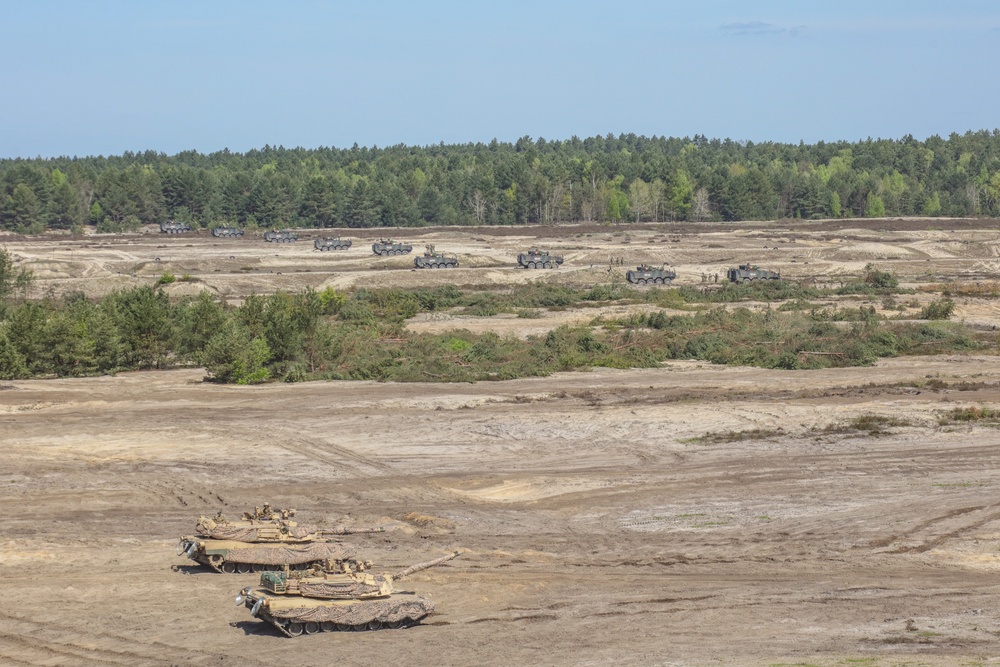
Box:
919;298;955;320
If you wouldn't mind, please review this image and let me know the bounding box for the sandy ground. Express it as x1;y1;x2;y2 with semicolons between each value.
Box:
4;219;1000;666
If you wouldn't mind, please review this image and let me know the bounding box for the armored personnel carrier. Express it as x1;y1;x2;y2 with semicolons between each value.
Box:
626;263;676;285
264;229;299;243
159;221;192;234
314;237;352;251
727;263;781;283
372;239;413;256
414;245;458;269
212;226;244;238
177;505;383;573
236;551;461;637
518;248;563;269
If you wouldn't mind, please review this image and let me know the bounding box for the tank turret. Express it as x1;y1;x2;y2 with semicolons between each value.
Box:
236;552;462;637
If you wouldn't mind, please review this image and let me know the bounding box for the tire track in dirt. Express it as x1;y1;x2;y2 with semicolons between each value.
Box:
0;615;182;666
879;504;1000;554
0;610;271;667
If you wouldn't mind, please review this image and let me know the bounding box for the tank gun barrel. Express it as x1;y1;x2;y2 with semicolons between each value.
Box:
392;551;461;580
318;526;386;536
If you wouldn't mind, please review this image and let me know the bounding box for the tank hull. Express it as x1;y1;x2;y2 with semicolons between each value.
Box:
244;590;434;637
178;537;356;573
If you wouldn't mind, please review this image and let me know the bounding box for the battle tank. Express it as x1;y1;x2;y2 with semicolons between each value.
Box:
727;263;781;283
518;248;563;269
626;263;676;285
159;220;192;234
212;226;244;238
236;551;461;637
264;229;299;243
414;245;458;269
177;506;384;573
372;239;413;256
314;237;352;251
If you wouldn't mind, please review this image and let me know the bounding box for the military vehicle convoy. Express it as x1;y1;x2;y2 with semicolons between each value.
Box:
314;237;352;251
159;221;192;234
236;551;461;637
518;248;563;269
212;226;244;238
727;263;781;283
626;263;676;285
414;245;458;269
177;504;384;573
264;229;299;243
372;239;413;256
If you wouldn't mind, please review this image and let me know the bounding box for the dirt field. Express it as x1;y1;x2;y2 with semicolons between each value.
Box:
4;219;1000;666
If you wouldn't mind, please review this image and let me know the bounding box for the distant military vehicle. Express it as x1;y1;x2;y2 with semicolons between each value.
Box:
314;237;352;251
727;263;781;283
372;239;413;256
159;221;192;234
264;229;299;243
626;263;676;285
236;551;461;636
518;248;563;269
414;245;458;269
177;504;383;573
212;226;244;238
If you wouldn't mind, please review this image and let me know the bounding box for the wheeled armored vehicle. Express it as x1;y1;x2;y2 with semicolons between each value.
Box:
159;221;192;234
314;237;352;251
414;245;458;269
626;264;676;285
372;239;413;256
518;248;563;269
727;263;781;283
264;229;299;243
212;226;244;238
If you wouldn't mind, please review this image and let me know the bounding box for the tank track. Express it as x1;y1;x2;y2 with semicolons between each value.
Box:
258;611;424;637
197;556;323;574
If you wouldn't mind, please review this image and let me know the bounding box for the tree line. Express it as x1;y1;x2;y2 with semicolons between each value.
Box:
2;130;1000;233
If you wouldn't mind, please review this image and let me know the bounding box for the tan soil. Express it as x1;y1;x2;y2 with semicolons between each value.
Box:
3;219;1000;666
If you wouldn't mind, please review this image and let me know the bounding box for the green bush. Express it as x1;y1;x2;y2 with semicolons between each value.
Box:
919;298;955;320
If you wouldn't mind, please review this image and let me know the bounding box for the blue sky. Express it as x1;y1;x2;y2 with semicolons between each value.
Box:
1;0;998;158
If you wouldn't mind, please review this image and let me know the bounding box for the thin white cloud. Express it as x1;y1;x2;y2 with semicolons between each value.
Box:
721;21;804;37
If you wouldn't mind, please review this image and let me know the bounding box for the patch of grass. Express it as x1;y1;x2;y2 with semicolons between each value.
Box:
938;405;1000;425
689;428;786;444
156;272;176;285
821;414;911;436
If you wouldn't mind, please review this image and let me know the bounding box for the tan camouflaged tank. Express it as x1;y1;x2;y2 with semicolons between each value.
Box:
236;551;461;637
177;504;383;573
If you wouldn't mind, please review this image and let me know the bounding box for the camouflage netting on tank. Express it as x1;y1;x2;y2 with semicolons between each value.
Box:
198;524;319;541
226;543;355;565
297;575;389;599
268;597;434;624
